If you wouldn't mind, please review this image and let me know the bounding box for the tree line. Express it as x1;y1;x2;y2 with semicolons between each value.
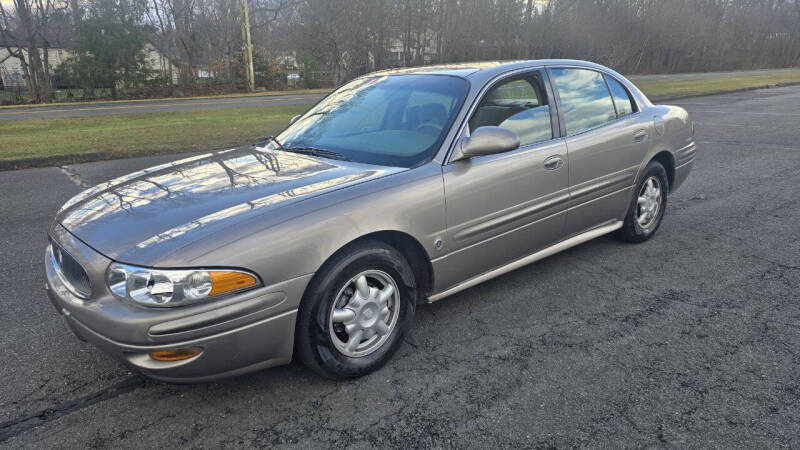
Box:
2;0;799;103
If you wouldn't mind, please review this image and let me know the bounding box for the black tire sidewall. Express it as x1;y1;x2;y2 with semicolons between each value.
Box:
297;242;416;378
630;162;669;240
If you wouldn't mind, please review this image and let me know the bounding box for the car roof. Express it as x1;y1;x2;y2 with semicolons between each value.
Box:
368;59;612;83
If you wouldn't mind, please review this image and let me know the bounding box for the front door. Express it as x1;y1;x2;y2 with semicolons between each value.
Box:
434;70;570;292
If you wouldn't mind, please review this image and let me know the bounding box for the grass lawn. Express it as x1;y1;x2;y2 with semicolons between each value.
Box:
0;104;308;162
638;71;800;100
2;71;799;168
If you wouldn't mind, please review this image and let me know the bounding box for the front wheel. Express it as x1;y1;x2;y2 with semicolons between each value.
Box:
294;241;417;379
615;161;669;243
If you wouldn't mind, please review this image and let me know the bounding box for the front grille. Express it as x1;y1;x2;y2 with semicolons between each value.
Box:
51;242;91;299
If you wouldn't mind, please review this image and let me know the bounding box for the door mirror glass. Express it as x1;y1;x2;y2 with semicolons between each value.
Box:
453;126;520;161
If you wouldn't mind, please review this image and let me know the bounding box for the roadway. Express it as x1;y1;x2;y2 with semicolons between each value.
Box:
1;68;797;121
1;86;799;447
0;92;327;121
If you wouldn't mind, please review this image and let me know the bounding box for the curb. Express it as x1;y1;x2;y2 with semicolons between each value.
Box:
0;152;110;171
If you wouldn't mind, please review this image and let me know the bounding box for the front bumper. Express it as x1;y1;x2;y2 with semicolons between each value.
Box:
45;223;312;382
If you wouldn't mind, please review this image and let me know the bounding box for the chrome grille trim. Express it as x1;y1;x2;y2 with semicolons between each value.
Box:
49;242;92;299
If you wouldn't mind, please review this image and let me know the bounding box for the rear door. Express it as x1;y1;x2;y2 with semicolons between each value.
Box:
547;67;651;237
435;69;570;291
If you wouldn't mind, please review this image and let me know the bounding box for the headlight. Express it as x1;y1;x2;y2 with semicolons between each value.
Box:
107;263;260;307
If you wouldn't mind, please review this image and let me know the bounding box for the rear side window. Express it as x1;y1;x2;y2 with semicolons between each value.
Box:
550;68;616;135
605;76;635;117
468;75;553;147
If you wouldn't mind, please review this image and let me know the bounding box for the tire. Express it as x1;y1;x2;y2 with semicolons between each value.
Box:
614;160;669;243
294;240;417;379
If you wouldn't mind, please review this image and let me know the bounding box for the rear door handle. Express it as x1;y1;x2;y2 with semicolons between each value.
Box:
543;155;563;171
634;130;649;142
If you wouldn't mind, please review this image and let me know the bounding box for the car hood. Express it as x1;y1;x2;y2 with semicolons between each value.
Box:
57;146;403;265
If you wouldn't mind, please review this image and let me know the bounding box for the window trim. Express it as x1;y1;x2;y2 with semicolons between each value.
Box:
602;74;620;118
545;66;641;139
603;73;638;118
444;67;561;165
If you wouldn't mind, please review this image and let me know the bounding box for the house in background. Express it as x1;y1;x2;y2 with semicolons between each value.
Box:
275;51;302;87
142;43;180;85
0;46;72;89
0;36;179;90
387;34;437;68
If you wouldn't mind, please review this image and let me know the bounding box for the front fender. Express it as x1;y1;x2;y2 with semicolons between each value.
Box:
166;163;446;307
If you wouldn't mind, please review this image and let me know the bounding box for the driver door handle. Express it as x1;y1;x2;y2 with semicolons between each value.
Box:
543;155;563;171
634;130;649;142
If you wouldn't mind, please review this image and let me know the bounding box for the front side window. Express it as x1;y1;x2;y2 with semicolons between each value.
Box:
605;75;636;117
550;68;617;135
468;75;553;147
277;75;468;168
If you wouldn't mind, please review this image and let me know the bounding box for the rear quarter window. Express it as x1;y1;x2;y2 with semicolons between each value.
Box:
605;76;636;117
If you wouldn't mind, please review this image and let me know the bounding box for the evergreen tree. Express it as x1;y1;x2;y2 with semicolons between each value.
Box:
59;0;151;99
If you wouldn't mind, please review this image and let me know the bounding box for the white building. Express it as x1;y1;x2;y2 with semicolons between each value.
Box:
387;34;437;67
0;42;179;89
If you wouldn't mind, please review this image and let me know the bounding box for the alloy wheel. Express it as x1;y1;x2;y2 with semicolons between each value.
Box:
636;176;662;229
328;270;400;358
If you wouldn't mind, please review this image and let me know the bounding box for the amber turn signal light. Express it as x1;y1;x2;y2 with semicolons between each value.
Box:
209;271;258;296
150;347;202;361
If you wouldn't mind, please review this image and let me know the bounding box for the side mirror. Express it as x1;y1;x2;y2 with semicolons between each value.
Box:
289;114;301;125
451;126;520;162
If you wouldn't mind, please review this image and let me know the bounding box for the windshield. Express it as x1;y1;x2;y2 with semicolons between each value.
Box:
276;75;469;167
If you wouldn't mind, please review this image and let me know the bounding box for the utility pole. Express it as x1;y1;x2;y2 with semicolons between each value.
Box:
240;0;255;92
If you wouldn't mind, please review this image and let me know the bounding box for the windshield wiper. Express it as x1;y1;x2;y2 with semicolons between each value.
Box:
257;135;284;150
297;111;329;120
284;146;350;161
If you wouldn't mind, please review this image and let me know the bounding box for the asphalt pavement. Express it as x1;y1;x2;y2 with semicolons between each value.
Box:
1;86;799;447
0;93;327;121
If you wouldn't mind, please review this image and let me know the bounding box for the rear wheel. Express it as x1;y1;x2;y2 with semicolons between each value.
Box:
295;241;417;379
615;161;669;243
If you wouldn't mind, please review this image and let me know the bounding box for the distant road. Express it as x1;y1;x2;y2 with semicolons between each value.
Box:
0;93;328;121
627;67;799;82
1;68;797;121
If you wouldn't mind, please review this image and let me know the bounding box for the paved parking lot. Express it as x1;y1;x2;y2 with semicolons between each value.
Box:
1;86;799;448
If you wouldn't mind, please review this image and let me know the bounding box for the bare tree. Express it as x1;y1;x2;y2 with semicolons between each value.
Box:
0;0;68;103
143;0;800;93
9;0;798;103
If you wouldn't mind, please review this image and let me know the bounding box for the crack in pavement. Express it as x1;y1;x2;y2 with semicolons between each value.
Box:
0;376;148;443
58;165;91;189
2;87;799;447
